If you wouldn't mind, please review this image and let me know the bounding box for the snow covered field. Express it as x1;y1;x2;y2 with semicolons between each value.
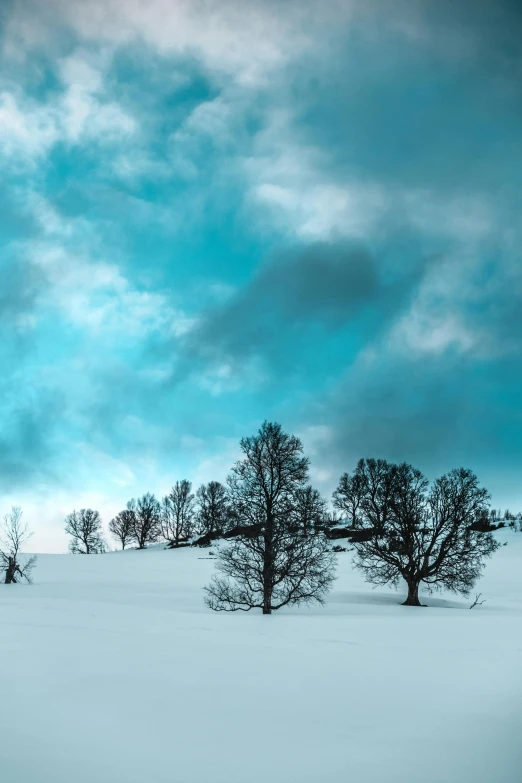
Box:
1;531;521;783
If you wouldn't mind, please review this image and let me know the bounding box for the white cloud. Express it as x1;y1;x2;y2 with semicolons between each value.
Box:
0;52;135;167
392;309;476;356
3;0;325;86
28;241;193;339
0;91;57;162
247;118;496;245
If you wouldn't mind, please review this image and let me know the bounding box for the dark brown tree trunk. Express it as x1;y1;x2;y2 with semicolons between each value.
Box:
402;579;424;606
5;557;17;584
262;511;274;615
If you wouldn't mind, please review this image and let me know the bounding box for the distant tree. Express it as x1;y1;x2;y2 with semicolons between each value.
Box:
0;507;37;584
205;422;336;614
65;508;106;554
109;509;134;550
332;470;366;527
161;480;195;547
128;494;161;549
195;481;232;537
295;485;328;536
333;459;500;606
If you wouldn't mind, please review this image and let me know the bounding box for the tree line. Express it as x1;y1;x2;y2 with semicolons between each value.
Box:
1;422;504;610
63;479;240;555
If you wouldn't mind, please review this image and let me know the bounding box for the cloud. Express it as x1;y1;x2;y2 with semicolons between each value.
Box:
0;51;136;168
0;385;63;491
29;242;193;339
176;241;429;384
1;0;521;548
0;253;43;333
2;0;328;84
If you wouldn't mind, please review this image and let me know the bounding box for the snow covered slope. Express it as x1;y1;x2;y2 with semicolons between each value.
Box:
1;532;521;783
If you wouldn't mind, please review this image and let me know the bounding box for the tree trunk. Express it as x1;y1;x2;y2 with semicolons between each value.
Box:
262;511;274;615
402;579;424;607
5;557;16;584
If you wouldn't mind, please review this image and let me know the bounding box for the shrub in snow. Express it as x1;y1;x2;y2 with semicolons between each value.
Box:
205;421;336;614
333;459;500;606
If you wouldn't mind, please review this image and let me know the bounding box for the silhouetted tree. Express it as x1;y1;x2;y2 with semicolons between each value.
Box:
205;422;336;614
334;459;500;606
332;470;366;527
109;509;134;550
195;481;232;537
295;485;328;536
161;480;195;547
65;508;106;554
0;507;37;584
128;494;161;549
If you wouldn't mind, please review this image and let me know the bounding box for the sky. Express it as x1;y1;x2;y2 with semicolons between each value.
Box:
1;0;521;552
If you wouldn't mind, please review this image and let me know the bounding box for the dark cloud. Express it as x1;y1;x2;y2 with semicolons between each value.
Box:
177;242;429;374
0;389;63;491
287;0;522;196
307;344;522;501
0;256;44;331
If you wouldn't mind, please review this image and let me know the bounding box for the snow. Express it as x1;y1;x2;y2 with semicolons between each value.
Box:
1;531;521;783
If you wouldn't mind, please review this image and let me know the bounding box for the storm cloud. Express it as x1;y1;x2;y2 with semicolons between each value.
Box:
0;0;521;549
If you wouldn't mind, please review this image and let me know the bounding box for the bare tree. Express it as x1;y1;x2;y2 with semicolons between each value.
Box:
129;493;161;549
195;481;232;537
333;459;500;606
205;422;336;614
0;507;37;584
333;470;366;527
295;485;328;536
469;593;486;609
161;480;195;547
65;508;106;554
109;509;134;550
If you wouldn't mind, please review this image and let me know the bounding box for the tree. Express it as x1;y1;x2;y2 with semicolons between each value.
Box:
295;485;328;536
333;459;500;606
205;421;336;614
0;507;37;584
65;508;106;554
332;470;366;527
195;481;232;537
109;509;134;550
128;493;161;549
161;481;195;547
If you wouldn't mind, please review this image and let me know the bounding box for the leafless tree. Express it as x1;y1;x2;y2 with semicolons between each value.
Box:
161;480;195;547
129;493;161;549
295;485;328;536
65;508;106;554
0;507;37;583
333;470;366;527
195;481;233;537
469;593;486;609
333;459;500;606
109;509;134;550
205;422;336;614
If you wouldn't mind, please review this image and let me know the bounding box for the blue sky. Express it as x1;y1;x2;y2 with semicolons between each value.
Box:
1;0;521;551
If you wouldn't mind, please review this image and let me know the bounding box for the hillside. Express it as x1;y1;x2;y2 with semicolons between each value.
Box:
1;531;521;783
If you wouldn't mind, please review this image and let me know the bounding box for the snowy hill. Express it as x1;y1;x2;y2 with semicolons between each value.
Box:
1;532;521;783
